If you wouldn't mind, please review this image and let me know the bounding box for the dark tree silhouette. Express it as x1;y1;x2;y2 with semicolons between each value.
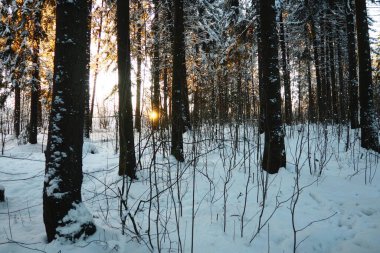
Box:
279;9;292;125
171;0;190;162
43;0;96;242
355;0;380;152
259;0;286;174
152;0;160;130
346;0;359;128
117;0;137;177
135;0;143;132
29;0;43;144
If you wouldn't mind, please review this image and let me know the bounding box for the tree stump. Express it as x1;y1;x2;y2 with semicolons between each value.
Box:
0;185;4;202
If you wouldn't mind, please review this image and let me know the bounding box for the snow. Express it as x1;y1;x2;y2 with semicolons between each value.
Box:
56;202;94;239
0;125;379;253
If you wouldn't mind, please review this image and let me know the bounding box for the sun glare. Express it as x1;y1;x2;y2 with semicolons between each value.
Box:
149;111;158;121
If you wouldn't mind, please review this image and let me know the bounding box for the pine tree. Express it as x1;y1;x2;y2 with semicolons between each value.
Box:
152;0;160;130
117;0;137;177
279;8;292;125
43;0;96;242
29;0;44;144
259;0;286;173
171;0;190;162
355;0;380;152
346;0;359;128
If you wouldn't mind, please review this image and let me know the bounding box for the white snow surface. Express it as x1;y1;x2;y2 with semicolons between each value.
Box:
0;125;379;253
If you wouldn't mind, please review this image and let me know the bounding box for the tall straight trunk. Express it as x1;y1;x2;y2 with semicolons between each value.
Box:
162;64;169;128
117;0;137;177
324;24;333;121
310;14;323;123
329;38;338;122
346;0;359;128
355;0;380;151
84;0;92;139
328;0;339;123
279;10;292;125
304;2;316;123
337;41;346;123
152;0;160;130
259;0;286;174
256;0;265;134
307;50;315;122
14;86;20;138
171;0;189;161
43;0;96;242
90;0;105;133
319;8;328;122
135;0;142;132
29;1;43;144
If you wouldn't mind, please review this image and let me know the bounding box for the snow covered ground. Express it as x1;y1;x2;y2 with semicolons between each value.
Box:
0;124;379;253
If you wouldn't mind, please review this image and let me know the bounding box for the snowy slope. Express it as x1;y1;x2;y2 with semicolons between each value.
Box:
0;125;379;253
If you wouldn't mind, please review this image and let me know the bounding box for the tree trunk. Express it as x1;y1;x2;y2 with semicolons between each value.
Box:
90;0;105;133
346;0;359;128
279;10;292;125
117;0;137;177
310;15;323;123
256;0;266;134
259;0;286;174
135;0;142;132
337;41;346;123
355;0;380;151
171;0;189;161
84;0;92;139
14;86;20;138
152;0;160;130
43;0;96;242
29;1;43;144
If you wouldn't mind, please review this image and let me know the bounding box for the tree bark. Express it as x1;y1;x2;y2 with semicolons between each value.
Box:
135;0;142;132
171;0;189;161
84;0;92;139
43;0;96;242
90;0;105;133
14;86;20;138
29;1;43;144
117;0;137;177
259;0;286;173
346;0;359;128
152;0;160;130
279;10;292;125
355;0;380;151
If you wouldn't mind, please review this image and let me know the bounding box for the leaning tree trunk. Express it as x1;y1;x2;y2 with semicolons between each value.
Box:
355;0;380;152
117;0;137;177
90;0;105;133
43;0;96;242
259;0;286;173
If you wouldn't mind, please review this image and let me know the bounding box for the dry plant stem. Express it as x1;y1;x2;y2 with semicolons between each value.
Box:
152;131;161;252
7;200;12;239
168;160;183;253
191;129;197;253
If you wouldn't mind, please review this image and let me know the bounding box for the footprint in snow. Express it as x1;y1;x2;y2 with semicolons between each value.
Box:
360;208;376;216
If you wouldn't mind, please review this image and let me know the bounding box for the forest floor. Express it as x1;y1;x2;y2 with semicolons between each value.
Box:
0;124;379;253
